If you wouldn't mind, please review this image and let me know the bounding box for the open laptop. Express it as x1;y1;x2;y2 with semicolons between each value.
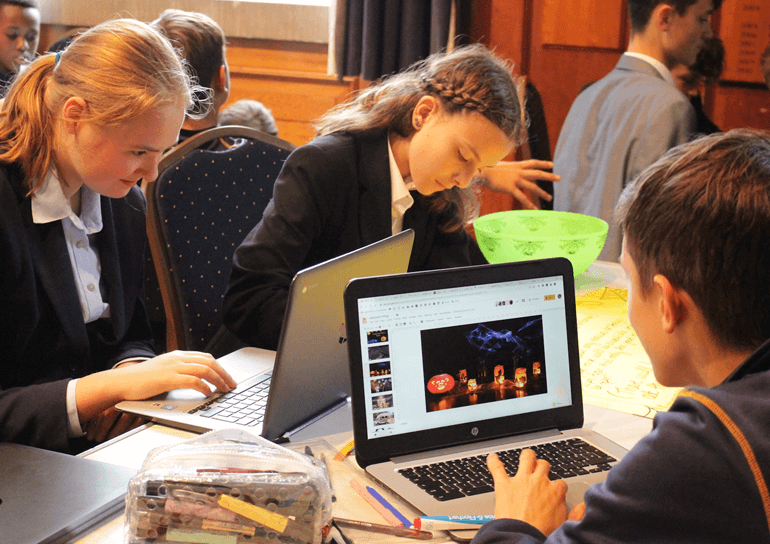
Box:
0;443;135;544
118;229;415;441
343;257;628;521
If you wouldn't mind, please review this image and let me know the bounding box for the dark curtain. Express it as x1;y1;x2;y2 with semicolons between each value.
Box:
336;0;473;81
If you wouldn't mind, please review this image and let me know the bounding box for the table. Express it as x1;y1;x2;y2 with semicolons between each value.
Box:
71;261;652;543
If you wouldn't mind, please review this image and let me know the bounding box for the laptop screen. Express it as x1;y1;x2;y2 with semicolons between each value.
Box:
356;274;572;440
344;258;584;466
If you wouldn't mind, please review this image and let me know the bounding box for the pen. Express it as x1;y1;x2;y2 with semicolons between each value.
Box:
365;485;412;527
414;515;494;531
349;479;402;526
333;518;433;540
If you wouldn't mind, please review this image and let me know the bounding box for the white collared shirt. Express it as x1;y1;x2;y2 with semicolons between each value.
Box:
388;134;415;235
623;52;675;87
31;170;110;323
31;170;109;437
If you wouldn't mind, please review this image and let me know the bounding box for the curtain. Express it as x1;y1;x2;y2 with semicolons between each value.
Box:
329;0;473;81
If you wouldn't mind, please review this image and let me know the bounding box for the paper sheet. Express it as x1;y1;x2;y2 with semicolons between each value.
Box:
576;288;680;419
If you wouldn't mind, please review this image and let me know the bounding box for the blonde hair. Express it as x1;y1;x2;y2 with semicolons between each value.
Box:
315;44;521;234
0;18;197;194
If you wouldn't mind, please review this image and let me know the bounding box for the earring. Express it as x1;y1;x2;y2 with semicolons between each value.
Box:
414;118;422;129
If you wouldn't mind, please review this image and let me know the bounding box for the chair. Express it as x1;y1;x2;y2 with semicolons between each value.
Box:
144;125;296;353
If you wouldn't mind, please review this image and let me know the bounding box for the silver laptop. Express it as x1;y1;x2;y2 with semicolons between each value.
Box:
343;257;628;523
118;229;415;441
0;443;135;544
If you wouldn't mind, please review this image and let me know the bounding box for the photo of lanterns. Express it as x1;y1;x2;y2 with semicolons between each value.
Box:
421;316;547;412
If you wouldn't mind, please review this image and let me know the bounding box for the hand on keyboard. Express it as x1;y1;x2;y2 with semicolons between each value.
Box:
488;449;584;537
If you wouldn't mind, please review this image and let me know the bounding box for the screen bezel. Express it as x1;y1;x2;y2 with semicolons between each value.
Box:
343;258;584;468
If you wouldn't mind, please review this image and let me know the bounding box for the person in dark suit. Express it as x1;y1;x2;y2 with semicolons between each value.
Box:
553;0;722;262
223;44;522;350
0;19;236;453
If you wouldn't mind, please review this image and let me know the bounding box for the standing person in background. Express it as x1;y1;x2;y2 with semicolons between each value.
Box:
553;0;722;262
670;36;724;135
0;19;236;453
223;44;522;350
0;0;39;94
151;9;231;149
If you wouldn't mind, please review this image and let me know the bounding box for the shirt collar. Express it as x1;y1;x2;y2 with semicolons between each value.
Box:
388;133;415;219
31;170;103;233
623;52;675;87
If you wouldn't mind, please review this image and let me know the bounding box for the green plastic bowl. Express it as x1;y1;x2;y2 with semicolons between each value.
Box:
474;210;609;276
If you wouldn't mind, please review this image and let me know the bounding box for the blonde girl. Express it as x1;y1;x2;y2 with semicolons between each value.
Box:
0;19;236;452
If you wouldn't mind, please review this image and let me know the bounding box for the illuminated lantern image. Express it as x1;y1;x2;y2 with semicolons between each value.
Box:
427;374;455;394
533;362;542;376
468;379;478;391
458;369;468;384
494;365;505;385
514;368;527;388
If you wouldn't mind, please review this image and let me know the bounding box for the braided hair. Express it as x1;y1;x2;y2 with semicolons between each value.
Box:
314;44;521;232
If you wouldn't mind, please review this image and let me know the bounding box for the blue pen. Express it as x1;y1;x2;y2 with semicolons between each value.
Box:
365;486;413;527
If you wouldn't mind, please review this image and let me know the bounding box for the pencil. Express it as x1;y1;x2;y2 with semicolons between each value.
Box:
333;518;433;540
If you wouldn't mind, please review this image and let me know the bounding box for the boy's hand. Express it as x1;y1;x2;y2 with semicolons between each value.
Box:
487;449;570;536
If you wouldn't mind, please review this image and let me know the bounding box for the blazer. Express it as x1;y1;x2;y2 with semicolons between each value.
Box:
223;128;478;350
552;54;696;262
0;163;156;451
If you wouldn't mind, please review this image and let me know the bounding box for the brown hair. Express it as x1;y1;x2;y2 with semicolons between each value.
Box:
616;129;770;351
315;44;521;232
151;9;225;109
0;18;196;194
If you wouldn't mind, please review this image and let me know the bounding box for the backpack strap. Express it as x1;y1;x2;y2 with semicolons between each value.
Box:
678;389;770;532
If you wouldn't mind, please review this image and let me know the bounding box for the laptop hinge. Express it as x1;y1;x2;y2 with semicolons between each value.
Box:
390;428;563;465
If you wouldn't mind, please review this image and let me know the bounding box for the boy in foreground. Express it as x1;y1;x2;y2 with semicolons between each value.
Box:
472;129;770;543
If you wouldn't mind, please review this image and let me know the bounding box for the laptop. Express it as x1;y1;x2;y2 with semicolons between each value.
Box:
343;257;629;522
118;229;415;441
0;443;135;544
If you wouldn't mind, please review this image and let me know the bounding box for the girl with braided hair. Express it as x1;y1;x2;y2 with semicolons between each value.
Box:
223;44;524;351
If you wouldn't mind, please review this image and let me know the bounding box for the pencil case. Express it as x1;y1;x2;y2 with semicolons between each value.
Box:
123;428;333;544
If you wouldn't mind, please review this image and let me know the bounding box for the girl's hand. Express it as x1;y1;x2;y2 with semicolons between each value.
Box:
76;351;238;424
480;160;560;210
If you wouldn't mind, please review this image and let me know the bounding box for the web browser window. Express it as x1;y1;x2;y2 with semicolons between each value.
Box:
356;275;572;439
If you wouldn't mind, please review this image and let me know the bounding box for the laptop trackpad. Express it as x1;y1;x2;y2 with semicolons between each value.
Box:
566;480;591;510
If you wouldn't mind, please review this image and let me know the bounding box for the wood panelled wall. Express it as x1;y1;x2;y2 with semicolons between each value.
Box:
41;26;360;148
472;0;770;156
42;0;770;153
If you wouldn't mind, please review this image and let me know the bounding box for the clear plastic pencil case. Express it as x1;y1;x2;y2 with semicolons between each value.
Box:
124;429;333;544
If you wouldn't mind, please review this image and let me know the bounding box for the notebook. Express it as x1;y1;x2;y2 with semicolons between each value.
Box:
0;443;135;544
343;257;629;520
118;229;415;441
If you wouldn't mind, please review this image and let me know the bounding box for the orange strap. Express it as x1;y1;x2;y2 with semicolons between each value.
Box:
678;389;770;533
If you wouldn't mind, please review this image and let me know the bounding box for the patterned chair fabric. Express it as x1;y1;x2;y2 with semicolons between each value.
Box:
144;126;296;351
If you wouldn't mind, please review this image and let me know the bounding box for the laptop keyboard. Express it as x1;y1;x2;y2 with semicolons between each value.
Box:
398;438;616;501
188;374;271;427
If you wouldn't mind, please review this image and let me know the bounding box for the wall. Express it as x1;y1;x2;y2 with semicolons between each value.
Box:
472;0;770;156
